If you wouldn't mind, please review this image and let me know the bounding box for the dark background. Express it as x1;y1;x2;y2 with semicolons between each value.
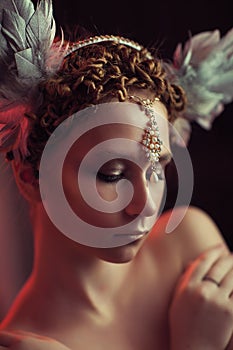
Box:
50;0;233;248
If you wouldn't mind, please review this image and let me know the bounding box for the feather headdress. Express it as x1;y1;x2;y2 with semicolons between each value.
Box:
164;29;233;145
0;0;66;158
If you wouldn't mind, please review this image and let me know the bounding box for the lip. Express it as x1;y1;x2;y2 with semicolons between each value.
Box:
114;231;149;240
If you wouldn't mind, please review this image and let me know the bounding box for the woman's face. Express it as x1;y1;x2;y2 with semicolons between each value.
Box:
40;97;171;262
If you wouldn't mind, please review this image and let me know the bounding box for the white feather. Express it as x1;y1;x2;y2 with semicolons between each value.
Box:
2;9;27;51
10;0;34;20
0;0;66;157
164;28;233;145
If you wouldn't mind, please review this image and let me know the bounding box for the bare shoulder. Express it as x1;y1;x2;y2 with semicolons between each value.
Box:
148;205;228;269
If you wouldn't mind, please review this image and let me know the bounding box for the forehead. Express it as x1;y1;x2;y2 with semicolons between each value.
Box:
50;102;171;166
71;101;169;146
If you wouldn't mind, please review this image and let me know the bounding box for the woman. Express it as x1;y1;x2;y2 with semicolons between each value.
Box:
0;1;233;349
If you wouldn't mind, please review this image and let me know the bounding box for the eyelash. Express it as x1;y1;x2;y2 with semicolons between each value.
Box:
97;163;165;184
97;173;124;183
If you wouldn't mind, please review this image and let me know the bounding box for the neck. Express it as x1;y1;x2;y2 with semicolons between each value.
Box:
33;229;134;311
6;205;140;330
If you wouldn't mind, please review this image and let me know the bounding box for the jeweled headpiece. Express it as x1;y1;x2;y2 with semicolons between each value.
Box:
67;36;164;171
65;35;153;59
129;96;162;172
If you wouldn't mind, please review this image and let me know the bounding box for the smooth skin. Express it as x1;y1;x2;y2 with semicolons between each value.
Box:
1;97;233;350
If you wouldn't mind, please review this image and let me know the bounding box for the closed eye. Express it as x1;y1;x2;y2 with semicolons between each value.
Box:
97;172;125;183
96;154;172;184
97;167;165;185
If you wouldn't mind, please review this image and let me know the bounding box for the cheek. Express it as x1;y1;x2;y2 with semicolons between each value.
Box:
96;181;118;201
62;170;126;228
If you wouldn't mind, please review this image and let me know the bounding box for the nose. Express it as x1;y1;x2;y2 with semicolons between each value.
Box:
124;176;157;218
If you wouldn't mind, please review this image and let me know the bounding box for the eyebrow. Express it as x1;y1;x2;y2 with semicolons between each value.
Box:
100;150;173;164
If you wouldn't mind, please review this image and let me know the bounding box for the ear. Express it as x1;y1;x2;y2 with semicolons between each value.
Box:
11;161;41;203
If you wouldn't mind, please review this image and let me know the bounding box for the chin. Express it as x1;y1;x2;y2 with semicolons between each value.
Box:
95;238;144;264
